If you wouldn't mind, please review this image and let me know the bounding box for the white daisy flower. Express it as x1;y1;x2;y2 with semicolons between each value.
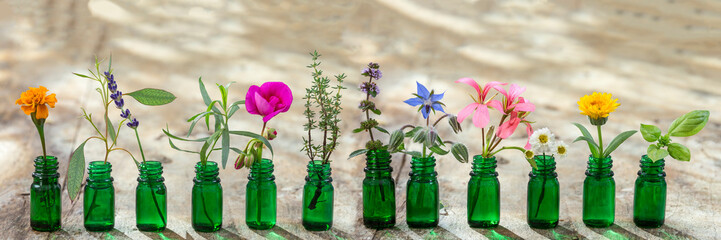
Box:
529;128;554;154
554;141;568;159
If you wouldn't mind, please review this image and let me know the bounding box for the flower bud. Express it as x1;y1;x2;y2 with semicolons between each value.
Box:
265;127;277;141
234;153;246;169
448;115;462;133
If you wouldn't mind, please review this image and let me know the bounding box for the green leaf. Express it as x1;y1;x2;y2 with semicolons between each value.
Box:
647;145;668;162
73;72;94;79
105;114;116;144
167;138;199;154
221;129;230;168
228;105;240;118
228;130;274;157
429;145;449;155
404;126;423;138
217;84;229;109
602;130;637;157
640;124;662;142
668;110;710;137
388;129;405;152
668;143;691;161
67;140;88;202
199;78;222;114
348;149;369;160
187;111;214;137
374;126;389;134
162;127;209;142
352;128;364;133
371;108;382;115
573;123;600;157
126;88;176;106
405;151;423;158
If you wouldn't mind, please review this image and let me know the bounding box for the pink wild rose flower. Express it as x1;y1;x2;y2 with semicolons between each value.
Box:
245;82;293;122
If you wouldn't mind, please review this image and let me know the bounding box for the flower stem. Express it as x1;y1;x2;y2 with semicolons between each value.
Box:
134;128;146;163
596;125;604;158
199;185;214;228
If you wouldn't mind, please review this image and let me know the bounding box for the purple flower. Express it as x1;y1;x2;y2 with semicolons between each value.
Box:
110;91;122;101
246;82;293;123
126;118;139;129
403;81;445;119
359;82;380;97
361;68;382;80
120;109;130;119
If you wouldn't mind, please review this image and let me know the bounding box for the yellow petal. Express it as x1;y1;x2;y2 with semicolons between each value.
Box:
36;104;49;119
21;105;35;115
45;93;57;108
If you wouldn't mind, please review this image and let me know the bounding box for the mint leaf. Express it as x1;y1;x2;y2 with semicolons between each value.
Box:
640;124;661;142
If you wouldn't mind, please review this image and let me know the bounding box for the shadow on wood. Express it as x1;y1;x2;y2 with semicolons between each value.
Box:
88;229;132;240
473;225;525;240
589;224;643;240
141;229;192;240
640;225;695;240
197;228;248;240
531;224;584;240
411;226;463;240
308;227;353;239
371;227;413;240
250;225;302;240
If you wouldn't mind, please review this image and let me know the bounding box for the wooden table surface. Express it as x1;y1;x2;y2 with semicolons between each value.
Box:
1;0;720;239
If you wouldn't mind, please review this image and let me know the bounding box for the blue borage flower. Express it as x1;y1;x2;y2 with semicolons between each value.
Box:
403;81;445;119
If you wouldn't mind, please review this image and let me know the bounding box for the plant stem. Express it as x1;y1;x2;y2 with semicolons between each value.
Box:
134;128;146;163
481;128;486;157
597;125;604;158
365;76;375;142
534;155;546;218
199;185;214;228
33;117;47;159
150;188;166;226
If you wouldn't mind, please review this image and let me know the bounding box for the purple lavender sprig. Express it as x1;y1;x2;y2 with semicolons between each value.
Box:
355;62;385;150
105;71;139;129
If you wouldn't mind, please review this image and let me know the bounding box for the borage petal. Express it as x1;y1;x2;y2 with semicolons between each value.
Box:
404;97;424;107
415;81;430;99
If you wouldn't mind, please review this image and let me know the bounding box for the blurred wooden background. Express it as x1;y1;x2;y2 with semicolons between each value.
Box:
0;0;719;239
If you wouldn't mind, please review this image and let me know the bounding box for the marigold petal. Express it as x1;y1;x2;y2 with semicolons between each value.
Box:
45;93;57;108
36;104;49;119
21;105;35;115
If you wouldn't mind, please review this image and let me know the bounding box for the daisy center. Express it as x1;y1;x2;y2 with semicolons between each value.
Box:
557;146;566;155
539;134;549;144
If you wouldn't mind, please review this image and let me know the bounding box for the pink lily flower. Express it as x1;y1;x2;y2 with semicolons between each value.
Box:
455;78;507;129
245;82;293;123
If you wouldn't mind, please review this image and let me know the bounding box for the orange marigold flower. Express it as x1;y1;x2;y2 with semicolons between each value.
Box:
15;86;57;119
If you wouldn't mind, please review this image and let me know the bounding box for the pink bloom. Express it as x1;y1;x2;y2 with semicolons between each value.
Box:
488;84;535;114
495;96;535;149
245;82;293;123
455;78;506;129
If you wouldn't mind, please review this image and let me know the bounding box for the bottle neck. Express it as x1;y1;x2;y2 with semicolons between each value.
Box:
638;155;665;180
248;158;275;181
87;161;113;186
138;161;164;183
409;156;437;179
306;160;332;183
586;155;613;177
365;149;392;178
471;155;497;177
194;161;220;183
531;155;557;177
33;156;59;180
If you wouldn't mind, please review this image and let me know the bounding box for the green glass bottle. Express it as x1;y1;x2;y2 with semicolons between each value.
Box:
302;160;334;231
406;156;439;228
30;156;61;232
527;155;559;229
362;149;396;229
84;161;114;231
633;155;666;228
246;159;276;230
582;155;615;228
192;161;222;232
136;161;167;232
467;155;500;228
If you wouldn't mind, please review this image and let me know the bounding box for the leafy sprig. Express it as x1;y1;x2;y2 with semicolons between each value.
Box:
163;78;272;168
68;56;175;201
302;51;345;164
640;110;709;162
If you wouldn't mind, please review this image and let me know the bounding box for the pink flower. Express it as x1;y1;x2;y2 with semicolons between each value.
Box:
496;97;534;149
488;84;535;114
455;78;507;129
245;82;293;123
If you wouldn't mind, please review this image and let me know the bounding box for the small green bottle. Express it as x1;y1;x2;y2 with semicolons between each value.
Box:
30;156;61;232
527;155;559;229
362;149;395;229
84;161;114;231
633;155;666;228
136;161;167;232
246;159;276;230
582;155;615;228
406;156;439;228
467;155;500;228
302;160;334;231
192;161;222;232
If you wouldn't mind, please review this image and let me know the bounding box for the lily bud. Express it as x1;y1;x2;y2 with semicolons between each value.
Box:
234;153;246;169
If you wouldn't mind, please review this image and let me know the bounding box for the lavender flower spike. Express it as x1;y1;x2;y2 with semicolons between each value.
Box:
127;118;139;129
120;109;131;119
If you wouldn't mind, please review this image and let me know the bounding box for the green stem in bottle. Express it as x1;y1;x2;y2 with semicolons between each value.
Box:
597;125;604;158
134;128;146;163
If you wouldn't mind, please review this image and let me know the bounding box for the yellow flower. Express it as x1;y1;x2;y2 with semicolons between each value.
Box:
578;92;619;120
16;86;57;119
